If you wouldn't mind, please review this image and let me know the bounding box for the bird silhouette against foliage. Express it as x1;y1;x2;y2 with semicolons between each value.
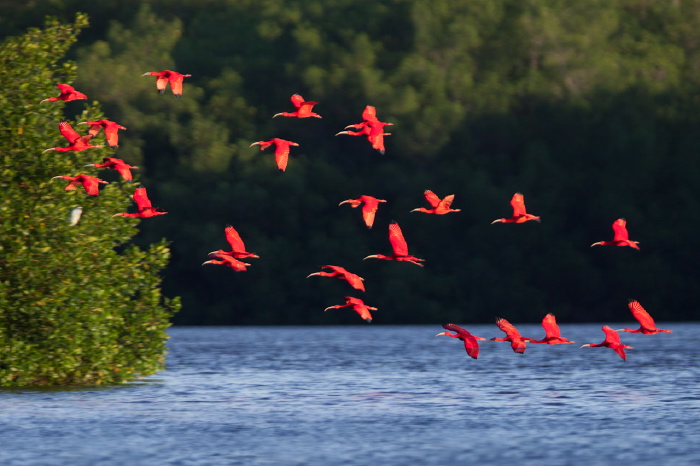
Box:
491;193;541;224
43;121;104;153
78;119;127;148
112;187;167;218
591;218;640;249
435;323;486;359
364;222;425;267
616;299;672;334
250;138;299;171
40;84;87;103
202;253;250;272
307;265;365;291
51;174;108;196
141;70;191;97
324;296;376;322
411;190;461;215
338;195;386;229
273;94;322;118
84;157;139;182
580;326;633;360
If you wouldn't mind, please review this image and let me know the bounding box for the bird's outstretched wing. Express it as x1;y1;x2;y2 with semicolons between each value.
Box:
133;187;153;211
612;218;630;242
541;313;562;339
510;193;527;217
496;317;521;338
388;222;409;256
290;94;305;108
59;121;80;144
602;325;622;345
424;190;441;208
224;225;246;253
628;300;657;330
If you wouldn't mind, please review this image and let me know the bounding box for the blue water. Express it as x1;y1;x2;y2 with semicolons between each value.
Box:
1;324;699;465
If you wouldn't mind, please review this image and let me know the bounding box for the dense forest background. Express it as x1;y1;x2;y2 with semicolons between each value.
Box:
3;0;699;325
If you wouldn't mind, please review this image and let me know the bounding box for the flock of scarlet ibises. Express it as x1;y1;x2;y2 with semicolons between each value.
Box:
41;71;672;363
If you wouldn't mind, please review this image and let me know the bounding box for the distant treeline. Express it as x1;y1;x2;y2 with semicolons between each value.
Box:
4;0;700;324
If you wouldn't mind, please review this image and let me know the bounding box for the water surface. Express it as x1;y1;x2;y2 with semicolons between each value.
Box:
1;324;698;465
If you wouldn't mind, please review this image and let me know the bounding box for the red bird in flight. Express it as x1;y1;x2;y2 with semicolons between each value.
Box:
591;218;640;249
141;70;191;97
43;121;104;153
208;225;259;260
490;318;528;353
273;94;322;118
51;174;109;196
324;296;376;322
250;138;299;171
338;195;387;229
581;326;633;361
84;157;139;182
307;265;365;292
616;299;672;334
202;253;250;272
78;119;127;148
435;323;486;359
491;192;541;224
364;222;425;267
525;314;574;344
112;187;167;218
40;84;87;103
336;106;393;154
411;190;461;215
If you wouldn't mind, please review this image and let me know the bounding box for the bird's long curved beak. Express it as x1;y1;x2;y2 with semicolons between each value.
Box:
335;131;348;136
272;113;282;118
323;306;334;312
141;72;152;77
202;261;213;266
111;213;124;218
42;148;56;154
490;219;502;224
306;273;320;278
249;142;260;147
362;255;376;261
435;332;447;337
338;200;350;206
590;242;601;247
580;344;591;348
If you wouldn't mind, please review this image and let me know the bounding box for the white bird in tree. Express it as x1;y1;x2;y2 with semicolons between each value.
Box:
68;206;83;226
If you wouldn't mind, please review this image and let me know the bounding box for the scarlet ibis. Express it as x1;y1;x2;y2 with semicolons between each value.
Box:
411;190;461;215
491;193;541;224
324;296;376;322
112;187;167;218
364;222;425;267
581;326;633;361
78;119;127;148
43;121;104;153
208;225;259;260
525;314;574;344
250;138;299;171
490;318;528;353
51;174;109;196
202;253;250;272
40;84;87;103
273;94;322;118
435;323;486;359
338;195;387;229
307;265;365;292
616;299;672;334
68;206;83;226
591;218;640;249
336;106;393;154
141;70;191;97
85;157;139;182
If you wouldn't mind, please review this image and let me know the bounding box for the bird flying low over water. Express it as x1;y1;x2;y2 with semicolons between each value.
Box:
436;323;486;359
411;190;461;215
524;314;574;344
141;70;191;97
591;218;640;249
250;138;299;171
84;157;139;182
273;94;322;118
78;119;127;148
581;326;633;361
51;174;109;196
40;84;87;103
338;195;387;229
112;187;167;218
43;121;104;153
208;225;259;260
490;318;528;354
307;265;365;292
616;299;672;335
491;192;541;224
364;222;425;267
202;253;250;272
324;296;376;323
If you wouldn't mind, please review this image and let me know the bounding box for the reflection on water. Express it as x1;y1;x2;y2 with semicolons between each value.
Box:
1;324;699;465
